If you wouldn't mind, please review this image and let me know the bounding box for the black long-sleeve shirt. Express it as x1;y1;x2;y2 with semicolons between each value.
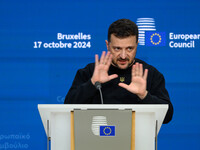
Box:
65;58;173;124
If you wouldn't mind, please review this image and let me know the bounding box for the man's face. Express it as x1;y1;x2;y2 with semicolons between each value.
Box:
106;34;138;69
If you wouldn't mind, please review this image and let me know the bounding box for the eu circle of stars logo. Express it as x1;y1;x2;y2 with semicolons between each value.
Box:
146;32;166;46
103;127;112;135
100;126;115;136
150;33;162;45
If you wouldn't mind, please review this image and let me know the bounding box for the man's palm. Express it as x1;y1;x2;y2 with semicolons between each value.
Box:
119;63;148;99
91;51;118;84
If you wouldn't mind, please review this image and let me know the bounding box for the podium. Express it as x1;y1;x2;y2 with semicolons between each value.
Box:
38;104;168;150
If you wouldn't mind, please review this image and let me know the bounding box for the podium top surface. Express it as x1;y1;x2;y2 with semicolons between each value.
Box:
38;104;168;111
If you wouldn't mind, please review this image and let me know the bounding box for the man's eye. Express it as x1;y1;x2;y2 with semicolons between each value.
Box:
114;47;120;51
127;47;133;51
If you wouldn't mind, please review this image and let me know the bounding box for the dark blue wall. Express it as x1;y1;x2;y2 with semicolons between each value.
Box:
0;0;200;149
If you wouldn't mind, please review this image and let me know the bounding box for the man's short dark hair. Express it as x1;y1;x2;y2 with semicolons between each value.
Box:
108;19;138;43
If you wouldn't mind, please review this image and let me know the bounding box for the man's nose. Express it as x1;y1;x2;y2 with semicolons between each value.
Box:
120;50;127;59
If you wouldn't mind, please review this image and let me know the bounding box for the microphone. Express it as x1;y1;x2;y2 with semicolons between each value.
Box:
95;81;101;89
94;82;104;104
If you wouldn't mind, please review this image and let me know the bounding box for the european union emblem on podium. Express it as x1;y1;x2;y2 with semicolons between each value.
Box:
100;126;115;136
146;32;166;46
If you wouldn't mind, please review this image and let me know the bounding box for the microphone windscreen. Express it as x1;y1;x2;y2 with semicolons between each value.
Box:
95;82;101;89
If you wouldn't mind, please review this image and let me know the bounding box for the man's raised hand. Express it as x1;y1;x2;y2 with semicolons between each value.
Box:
118;62;148;100
91;51;118;85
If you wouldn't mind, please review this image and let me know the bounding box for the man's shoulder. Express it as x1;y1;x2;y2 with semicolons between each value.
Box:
84;63;95;70
135;58;161;74
135;58;154;68
77;63;95;74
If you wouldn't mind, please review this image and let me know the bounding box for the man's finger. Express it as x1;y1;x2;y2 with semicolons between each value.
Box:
118;83;129;90
100;51;106;64
139;64;143;76
135;63;139;76
104;51;110;65
95;54;99;66
105;54;112;69
143;69;148;80
132;65;136;77
108;74;118;81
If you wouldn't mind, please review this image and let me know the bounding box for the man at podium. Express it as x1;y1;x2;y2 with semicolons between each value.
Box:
64;19;173;124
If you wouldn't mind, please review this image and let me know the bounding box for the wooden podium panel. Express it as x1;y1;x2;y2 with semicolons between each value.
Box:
131;111;135;150
71;112;75;150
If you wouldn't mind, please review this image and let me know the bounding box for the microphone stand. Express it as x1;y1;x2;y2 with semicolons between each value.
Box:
95;82;104;104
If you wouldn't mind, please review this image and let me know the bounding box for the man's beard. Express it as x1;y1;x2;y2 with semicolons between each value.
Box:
112;58;135;69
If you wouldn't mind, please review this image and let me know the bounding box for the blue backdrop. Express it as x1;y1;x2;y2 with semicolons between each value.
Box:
0;0;200;149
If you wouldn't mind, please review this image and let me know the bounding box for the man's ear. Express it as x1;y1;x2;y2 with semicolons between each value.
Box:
105;40;109;51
